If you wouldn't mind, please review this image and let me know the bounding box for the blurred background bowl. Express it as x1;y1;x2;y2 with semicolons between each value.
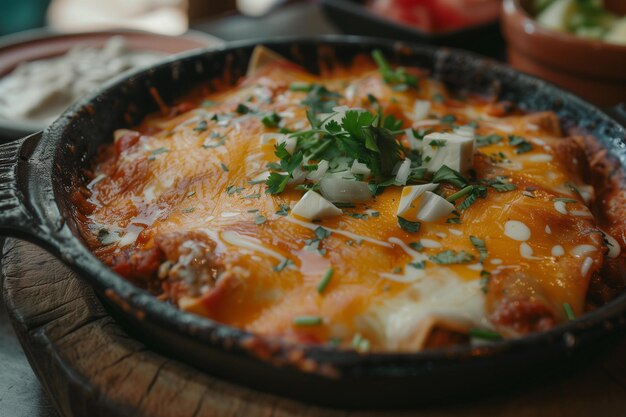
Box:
502;0;626;106
321;0;505;57
0;29;221;141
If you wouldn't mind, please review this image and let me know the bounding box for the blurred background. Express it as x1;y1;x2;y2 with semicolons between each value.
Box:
0;0;623;142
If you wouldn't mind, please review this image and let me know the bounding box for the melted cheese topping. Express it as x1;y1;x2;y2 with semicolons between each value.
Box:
84;54;613;351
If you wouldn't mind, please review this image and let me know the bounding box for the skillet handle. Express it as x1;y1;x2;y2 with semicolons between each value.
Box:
0;132;46;241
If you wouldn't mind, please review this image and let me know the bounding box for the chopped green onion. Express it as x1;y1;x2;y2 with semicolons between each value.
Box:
274;258;293;272
447;185;474;203
469;328;502;341
317;267;334;294
564;303;576;321
293;315;323;326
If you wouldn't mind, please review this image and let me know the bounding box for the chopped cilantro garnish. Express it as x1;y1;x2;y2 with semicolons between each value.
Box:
181;207;195;213
371;49;418;89
333;202;356;208
447;216;462;224
429;250;475;264
293;316;323;326
226;185;244;195
456;186;487;211
265;142;304;194
469;328;502;341
289;82;313;92
186;191;196;198
261;112;281;128
147;147;168;161
398;217;421;233
236;103;250;114
315;226;331;240
440;114;456;125
242;193;261;199
275;204;290;216
475;134;503;147
274;258;294;272
351;333;371;352
302;84;341;114
485;177;517;192
220;163;229;172
409;261;425;269
428;139;447;148
347;213;368;219
202;136;226;149
254;214;266;225
480;270;490;293
317;267;334;294
194;120;208;132
564;303;576;321
470;236;488;263
508;135;533;154
432;165;468;188
447;185;474;203
409;242;424;252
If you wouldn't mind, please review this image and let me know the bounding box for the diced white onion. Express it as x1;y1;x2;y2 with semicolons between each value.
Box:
600;229;621;259
291;190;342;220
422;132;474;176
319;177;371;203
351;160;371;177
289;167;307;185
416;192;455;222
413;99;431;121
306;160;329;181
118;224;143;247
404;128;422;151
395;159;412;185
396;183;438;220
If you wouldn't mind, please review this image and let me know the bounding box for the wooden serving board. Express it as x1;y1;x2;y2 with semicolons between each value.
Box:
3;238;626;417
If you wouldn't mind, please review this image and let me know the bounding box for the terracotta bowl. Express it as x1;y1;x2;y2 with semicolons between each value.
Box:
501;0;626;106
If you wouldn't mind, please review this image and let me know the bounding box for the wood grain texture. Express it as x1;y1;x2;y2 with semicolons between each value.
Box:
3;238;626;417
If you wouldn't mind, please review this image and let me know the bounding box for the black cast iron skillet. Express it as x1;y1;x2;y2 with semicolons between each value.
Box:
1;36;626;408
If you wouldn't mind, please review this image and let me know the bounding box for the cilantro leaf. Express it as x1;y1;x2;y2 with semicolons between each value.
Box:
456;185;487;211
342;110;376;143
265;172;290;195
302;84;341;114
429;250;475;264
236;103;250;114
261;112;281;128
432;165;468;188
398;217;421;233
372;49;418;88
508;135;533;154
485;177;517;192
475;134;503;147
470;236;488;262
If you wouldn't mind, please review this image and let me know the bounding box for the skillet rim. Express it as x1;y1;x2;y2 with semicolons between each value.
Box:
36;35;626;375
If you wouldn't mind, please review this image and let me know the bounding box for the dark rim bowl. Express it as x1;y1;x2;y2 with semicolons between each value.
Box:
0;36;625;408
0;28;222;141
